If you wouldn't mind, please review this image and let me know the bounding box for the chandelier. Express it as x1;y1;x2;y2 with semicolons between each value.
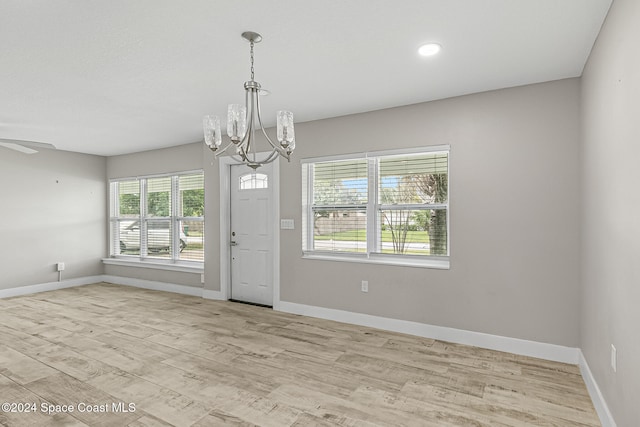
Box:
203;31;295;169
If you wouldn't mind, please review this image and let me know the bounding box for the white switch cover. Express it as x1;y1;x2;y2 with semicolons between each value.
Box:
611;344;617;372
280;219;295;229
361;280;368;292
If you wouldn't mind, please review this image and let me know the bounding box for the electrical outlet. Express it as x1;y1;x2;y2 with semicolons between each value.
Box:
57;262;65;272
361;280;368;293
611;344;617;372
201;274;205;284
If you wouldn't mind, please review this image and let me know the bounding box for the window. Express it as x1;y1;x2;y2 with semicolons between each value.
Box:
239;172;268;190
302;147;449;268
109;171;204;264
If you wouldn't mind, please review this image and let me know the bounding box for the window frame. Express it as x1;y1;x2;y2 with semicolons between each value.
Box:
107;170;204;269
302;146;450;269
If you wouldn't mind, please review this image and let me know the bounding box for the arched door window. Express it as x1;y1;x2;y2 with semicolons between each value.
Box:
239;172;268;190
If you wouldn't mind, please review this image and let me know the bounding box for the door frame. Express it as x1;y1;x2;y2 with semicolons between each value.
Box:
218;154;280;309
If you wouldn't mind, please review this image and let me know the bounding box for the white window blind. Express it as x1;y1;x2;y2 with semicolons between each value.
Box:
178;173;205;262
310;158;368;253
145;176;172;259
109;171;204;264
302;147;449;268
377;152;448;256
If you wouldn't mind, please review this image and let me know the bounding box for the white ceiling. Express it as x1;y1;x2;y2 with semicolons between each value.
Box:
0;0;611;156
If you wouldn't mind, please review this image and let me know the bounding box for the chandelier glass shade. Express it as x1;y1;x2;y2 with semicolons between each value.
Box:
203;31;295;169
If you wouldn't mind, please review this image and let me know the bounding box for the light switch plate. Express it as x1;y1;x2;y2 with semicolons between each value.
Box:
611;344;617;372
280;219;295;229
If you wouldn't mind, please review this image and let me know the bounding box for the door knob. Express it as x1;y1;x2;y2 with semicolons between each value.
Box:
230;241;238;246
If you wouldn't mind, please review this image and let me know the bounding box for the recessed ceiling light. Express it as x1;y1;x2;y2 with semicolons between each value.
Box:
418;43;441;57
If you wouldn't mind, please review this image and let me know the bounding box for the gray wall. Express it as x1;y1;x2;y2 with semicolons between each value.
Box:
581;0;640;424
105;142;205;288
1;80;584;351
0;148;106;289
280;79;582;347
106;142;204;179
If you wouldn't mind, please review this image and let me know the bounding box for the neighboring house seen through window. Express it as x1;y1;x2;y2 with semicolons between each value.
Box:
302;147;449;268
109;171;204;263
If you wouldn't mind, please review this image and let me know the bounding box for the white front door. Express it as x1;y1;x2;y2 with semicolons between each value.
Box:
229;162;274;306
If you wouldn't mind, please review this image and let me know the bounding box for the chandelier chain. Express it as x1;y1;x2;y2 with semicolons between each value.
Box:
250;40;255;81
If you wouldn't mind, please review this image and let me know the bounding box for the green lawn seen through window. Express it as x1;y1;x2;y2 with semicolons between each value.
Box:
314;229;429;244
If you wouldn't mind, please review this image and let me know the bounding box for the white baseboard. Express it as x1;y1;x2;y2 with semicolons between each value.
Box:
1;274;217;300
0;275;104;299
202;289;224;300
278;301;580;365
101;275;203;297
578;350;617;427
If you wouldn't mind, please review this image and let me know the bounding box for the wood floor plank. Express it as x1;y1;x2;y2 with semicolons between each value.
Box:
86;370;210;427
333;352;443;387
289;412;380;427
0;326;54;354
0;283;600;427
0;374;88;427
191;410;260;426
235;325;345;362
146;331;248;365
159;352;278;398
28;342;115;382
24;372;143;427
199;384;302;427
268;383;433;427
0;345;58;385
127;415;176;427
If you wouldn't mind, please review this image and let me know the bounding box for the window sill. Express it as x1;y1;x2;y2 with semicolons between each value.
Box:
302;252;450;270
102;257;204;274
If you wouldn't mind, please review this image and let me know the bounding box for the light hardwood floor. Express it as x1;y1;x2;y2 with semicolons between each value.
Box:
0;283;599;426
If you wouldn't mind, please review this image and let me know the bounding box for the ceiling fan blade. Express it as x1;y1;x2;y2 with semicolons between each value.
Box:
0;138;56;150
0;141;39;154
